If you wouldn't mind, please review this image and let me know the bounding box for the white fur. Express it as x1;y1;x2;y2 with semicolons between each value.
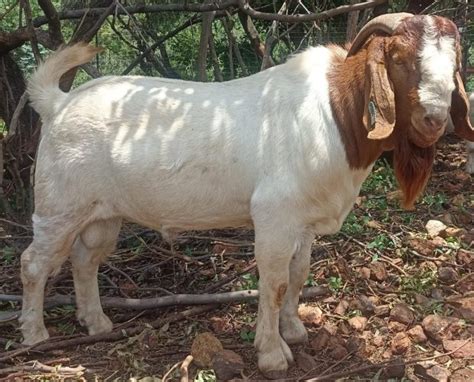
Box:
417;16;457;121
21;45;372;376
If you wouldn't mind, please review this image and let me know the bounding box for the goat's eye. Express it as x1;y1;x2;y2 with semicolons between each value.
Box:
391;52;404;65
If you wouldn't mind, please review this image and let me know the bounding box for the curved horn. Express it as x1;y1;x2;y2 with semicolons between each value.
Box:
347;12;414;58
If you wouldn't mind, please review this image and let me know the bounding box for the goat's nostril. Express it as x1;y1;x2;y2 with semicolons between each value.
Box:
423;115;445;131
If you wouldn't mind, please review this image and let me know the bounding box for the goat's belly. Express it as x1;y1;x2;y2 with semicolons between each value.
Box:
113;180;254;231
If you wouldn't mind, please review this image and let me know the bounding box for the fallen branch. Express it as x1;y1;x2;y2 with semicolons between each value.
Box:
180;355;194;382
0;286;329;310
0;360;84;378
304;339;472;381
0;305;214;363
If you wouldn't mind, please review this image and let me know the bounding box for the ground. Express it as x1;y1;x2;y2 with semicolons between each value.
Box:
0;134;473;381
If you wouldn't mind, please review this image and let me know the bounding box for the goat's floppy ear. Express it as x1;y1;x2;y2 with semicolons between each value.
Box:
451;72;474;141
363;41;396;140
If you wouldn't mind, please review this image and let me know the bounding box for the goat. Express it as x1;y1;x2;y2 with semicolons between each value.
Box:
21;13;473;378
446;92;474;173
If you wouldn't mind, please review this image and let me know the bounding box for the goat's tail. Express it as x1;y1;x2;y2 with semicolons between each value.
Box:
27;43;102;120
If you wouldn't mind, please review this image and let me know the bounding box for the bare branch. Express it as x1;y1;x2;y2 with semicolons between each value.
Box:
0;286;329;310
38;0;64;46
20;0;42;64
197;0;216;81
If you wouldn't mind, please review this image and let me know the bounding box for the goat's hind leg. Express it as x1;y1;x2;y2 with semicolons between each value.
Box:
20;216;75;345
279;232;313;344
70;219;121;335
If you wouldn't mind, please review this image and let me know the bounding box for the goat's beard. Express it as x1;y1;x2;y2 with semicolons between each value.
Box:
393;137;436;210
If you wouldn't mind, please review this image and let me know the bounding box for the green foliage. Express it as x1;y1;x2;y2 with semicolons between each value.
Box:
328;276;343;293
367;233;393;251
422;193;448;212
195;370;216;382
340;211;364;236
2;246;15;265
400;269;437;294
362;160;396;195
241;272;259;290
239;328;256;342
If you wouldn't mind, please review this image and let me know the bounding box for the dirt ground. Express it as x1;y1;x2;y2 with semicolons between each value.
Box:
0;134;473;381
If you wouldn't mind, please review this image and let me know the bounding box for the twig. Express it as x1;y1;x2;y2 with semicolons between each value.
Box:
0;286;329;310
5;91;29;141
20;0;42;64
0;305;214;362
304;339;472;381
201;261;256;293
180;355;193;382
0;361;84;378
162;360;182;382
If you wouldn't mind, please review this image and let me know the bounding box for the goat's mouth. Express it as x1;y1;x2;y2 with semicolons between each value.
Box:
409;118;445;148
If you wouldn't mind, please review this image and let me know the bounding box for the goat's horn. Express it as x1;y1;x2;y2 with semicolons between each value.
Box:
347;12;414;57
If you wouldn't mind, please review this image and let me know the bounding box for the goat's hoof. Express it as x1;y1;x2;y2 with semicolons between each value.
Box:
280;317;308;345
80;312;113;335
258;348;289;380
22;326;49;346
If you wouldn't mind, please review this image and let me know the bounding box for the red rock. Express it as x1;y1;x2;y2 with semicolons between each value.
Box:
422;315;452;342
310;328;330;351
374;304;390;317
391;332;411;354
442;339;474;358
388;321;407;332
191;332;224;368
212;349;244;381
298;304;323;326
334;299;349;316
407;325;427;344
295;351;317;373
455;273;474;293
414;363;450;382
437;266;459;284
390;303;415;325
450;368;474;382
348;316;367;332
370;262;388;281
359;267;371;280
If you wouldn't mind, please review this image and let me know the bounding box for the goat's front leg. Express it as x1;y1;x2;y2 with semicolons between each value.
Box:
253;223;300;379
280;231;314;344
466;141;474;174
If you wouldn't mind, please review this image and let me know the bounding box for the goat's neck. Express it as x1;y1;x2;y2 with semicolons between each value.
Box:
328;53;389;169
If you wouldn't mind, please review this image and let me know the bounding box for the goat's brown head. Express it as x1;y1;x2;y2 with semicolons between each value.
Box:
347;13;473;208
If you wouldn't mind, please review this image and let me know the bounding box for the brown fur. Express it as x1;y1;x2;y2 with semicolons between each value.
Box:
275;283;288;308
329;15;470;210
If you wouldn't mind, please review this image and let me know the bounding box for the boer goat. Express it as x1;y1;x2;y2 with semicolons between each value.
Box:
21;12;473;378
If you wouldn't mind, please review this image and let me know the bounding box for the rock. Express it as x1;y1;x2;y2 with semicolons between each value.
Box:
295;351;317;373
450;368;474;382
431;288;444;300
211;349;244;381
298;304;323;326
390;303;415;325
431;236;447;247
348;316;367;332
442;339;474;358
445;227;466;238
455;273;474;294
346;336;364;354
383;362;406;378
457;249;473;270
191;332;224;368
329;344;348;360
422;315;453;342
373;335;384;347
374;304;390;317
310;328;330;351
437;267;459;284
408;237;437;256
388;321;407;332
425;220;447;238
353;295;376;315
407;325;427;344
414;293;434;309
358;267;371;280
446;296;474;321
370;262;388;281
439;213;453;225
414;363;451;382
391;332;411;354
334;299;350;316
